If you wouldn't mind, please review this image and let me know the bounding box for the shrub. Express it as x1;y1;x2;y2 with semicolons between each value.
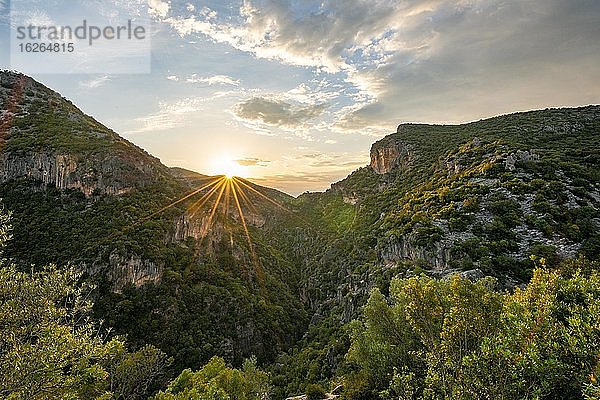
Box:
345;261;600;399
305;383;327;400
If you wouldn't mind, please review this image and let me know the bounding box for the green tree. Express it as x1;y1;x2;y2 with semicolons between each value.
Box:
345;262;600;399
0;211;171;399
305;383;326;400
463;264;600;399
106;344;172;399
154;356;271;400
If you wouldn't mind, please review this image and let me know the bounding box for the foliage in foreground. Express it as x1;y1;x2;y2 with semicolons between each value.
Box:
153;356;270;400
0;216;171;400
345;259;600;399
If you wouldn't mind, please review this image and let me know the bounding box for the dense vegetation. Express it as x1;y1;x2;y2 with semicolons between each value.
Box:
2;206;599;399
344;258;600;399
1;72;599;398
271;106;600;395
154;357;270;400
0;214;172;399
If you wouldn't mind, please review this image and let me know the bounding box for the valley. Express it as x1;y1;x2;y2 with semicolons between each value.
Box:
1;71;599;399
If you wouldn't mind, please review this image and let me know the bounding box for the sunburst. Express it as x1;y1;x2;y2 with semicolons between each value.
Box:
109;174;295;287
1;75;284;289
90;163;307;293
191;175;267;286
210;155;248;179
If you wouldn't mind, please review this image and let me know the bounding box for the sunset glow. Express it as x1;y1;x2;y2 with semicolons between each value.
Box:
210;155;249;179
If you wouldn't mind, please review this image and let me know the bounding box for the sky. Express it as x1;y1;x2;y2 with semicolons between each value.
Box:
1;0;599;195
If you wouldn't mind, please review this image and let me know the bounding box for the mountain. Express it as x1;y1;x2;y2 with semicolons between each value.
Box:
270;105;600;394
336;106;600;278
0;71;312;371
1;71;599;397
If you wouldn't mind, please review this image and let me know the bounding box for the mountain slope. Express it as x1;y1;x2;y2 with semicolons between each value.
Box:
1;70;599;397
0;71;313;372
272;105;600;395
336;106;600;280
311;106;600;323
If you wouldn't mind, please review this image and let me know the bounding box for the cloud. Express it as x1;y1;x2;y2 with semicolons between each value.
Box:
0;1;6;22
166;74;240;86
22;10;55;27
251;169;362;195
162;0;415;74
235;157;271;167
148;0;170;18
79;75;111;89
283;151;369;169
232;97;327;128
186;74;240;86
333;101;395;135
253;172;340;184
157;0;600;129
128;97;205;133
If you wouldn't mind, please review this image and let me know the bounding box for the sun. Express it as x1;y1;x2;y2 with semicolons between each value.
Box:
211;155;248;179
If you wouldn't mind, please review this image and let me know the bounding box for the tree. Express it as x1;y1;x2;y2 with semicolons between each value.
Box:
345;261;600;399
154;356;271;400
463;264;600;399
0;210;171;399
305;383;326;400
107;344;172;399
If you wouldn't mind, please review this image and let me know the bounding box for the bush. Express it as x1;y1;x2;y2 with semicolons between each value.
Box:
154;356;271;400
305;383;326;400
345;261;600;399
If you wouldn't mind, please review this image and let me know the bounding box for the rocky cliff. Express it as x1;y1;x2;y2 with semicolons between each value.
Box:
0;151;158;196
0;71;169;196
369;134;412;174
368;108;600;283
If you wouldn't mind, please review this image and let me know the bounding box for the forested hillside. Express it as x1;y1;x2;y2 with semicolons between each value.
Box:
0;71;599;399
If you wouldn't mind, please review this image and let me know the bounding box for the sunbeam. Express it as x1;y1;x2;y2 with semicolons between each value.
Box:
146;176;222;222
232;178;258;215
201;178;227;239
233;178;288;212
90;171;299;291
188;177;227;219
230;177;265;286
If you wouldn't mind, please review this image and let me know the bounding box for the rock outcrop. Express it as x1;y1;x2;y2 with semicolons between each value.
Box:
0;152;147;195
504;150;540;171
370;136;412;174
106;252;163;292
85;251;163;292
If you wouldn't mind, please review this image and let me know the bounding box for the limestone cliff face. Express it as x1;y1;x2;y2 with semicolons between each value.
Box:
0;152;148;195
0;70;173;291
106;252;163;292
369;130;412;174
0;70;169;196
86;251;163;292
379;232;454;271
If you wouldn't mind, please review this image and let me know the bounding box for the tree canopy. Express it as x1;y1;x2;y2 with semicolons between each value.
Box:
345;259;600;399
